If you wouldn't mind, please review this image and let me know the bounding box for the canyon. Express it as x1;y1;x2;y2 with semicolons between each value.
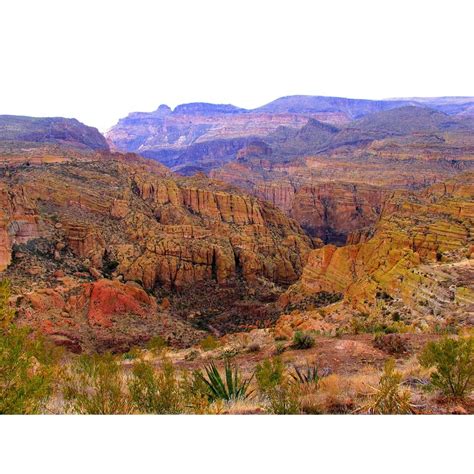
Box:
1;97;474;356
0;124;313;351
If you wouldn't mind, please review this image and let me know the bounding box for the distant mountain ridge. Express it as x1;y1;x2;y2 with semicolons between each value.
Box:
0;115;109;152
115;95;474;119
106;95;474;174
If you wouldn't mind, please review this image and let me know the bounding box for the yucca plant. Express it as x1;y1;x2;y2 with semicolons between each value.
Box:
291;365;320;385
196;359;254;401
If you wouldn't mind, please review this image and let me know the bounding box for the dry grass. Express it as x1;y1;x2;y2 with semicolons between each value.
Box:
298;374;352;414
220;399;265;415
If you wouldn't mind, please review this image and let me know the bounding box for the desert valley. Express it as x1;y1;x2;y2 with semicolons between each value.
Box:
1;95;473;414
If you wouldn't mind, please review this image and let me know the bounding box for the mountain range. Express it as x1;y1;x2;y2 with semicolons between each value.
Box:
1;96;473;414
106;95;474;174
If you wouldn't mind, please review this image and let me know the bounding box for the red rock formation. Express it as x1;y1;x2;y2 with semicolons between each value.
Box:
86;279;157;328
18;279;160;352
1;151;313;350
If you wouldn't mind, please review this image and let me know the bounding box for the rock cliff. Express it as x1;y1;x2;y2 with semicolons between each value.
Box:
0;150;313;351
280;174;474;334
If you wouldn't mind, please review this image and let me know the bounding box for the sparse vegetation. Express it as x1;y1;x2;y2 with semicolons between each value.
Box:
292;331;315;349
63;353;131;414
1;275;472;415
291;365;320;385
419;336;474;398
247;342;261;353
286;292;343;312
199;335;220;351
274;341;286;355
373;333;410;355
123;346;141;360
359;359;412;414
255;357;284;394
350;312;405;335
0;280;58;414
266;382;300;414
146;335;167;353
128;358;183;414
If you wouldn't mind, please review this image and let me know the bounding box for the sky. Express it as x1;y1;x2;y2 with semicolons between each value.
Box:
1;0;473;131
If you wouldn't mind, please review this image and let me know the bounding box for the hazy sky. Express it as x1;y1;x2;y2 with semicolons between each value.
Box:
1;0;473;131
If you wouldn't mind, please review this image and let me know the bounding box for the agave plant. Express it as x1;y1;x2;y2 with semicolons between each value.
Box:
196;359;254;401
291;365;320;385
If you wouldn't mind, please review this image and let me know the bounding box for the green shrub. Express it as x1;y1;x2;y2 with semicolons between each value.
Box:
0;325;57;414
255;357;284;394
128;358;183;414
286;292;343;312
419;336;474;398
181;370;212;413
360;358;412;414
267;382;300;414
63;353;131;414
350;313;403;335
199;335;219;351
0;279;57;414
184;349;200;361
195;359;254;401
292;331;315;350
146;335;167;353
122;347;141;360
0;279;14;325
274;341;286;355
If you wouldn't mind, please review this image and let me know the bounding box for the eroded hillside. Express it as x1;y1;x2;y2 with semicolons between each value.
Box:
277;174;474;338
0;147;313;352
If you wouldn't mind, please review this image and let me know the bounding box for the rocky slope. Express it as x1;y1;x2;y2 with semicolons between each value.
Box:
277;173;474;337
211;106;474;243
0;146;313;351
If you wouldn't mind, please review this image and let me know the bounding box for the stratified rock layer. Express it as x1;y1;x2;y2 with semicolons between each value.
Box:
1;152;313;351
280;174;474;333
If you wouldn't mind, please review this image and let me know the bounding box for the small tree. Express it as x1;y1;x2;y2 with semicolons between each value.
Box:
419;336;474;398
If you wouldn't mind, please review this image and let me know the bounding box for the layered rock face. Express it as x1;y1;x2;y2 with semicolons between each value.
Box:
252;181;386;244
0;181;41;271
211;107;474;244
2;157;311;290
109;102;474;251
107;108;336;173
106;99;351;158
1;151;313;350
281;173;474;333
